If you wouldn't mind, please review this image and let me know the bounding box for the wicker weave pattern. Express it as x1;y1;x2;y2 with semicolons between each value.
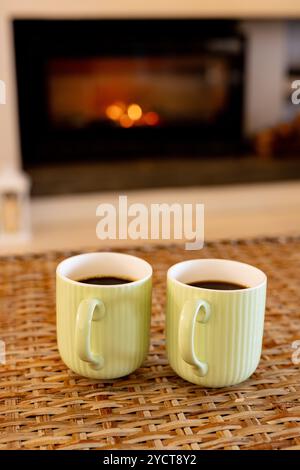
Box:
0;237;300;450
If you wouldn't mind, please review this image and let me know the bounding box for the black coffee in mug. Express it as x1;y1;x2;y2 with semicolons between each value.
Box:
77;276;134;286
188;280;247;290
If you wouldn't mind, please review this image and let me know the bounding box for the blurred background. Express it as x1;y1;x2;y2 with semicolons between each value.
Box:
13;18;300;194
0;2;300;253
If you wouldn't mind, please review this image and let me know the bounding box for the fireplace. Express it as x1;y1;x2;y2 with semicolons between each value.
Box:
14;19;245;172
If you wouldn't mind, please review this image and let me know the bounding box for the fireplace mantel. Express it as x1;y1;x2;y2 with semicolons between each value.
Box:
2;0;300;18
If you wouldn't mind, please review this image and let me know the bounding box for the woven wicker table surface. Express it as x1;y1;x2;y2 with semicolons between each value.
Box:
1;237;300;450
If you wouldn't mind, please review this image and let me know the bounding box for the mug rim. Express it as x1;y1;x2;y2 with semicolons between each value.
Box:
56;251;152;288
167;258;267;292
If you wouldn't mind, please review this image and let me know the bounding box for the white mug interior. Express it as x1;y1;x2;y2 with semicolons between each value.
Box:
57;252;152;286
168;258;266;291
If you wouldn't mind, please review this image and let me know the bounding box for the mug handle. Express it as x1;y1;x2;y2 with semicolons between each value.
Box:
75;298;106;369
178;299;211;376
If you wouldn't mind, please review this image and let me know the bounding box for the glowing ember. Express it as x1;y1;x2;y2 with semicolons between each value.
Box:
105;104;124;121
119;114;133;128
144;111;159;126
106;102;159;127
127;103;142;121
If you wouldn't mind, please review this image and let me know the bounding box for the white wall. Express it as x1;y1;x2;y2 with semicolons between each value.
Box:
0;17;21;170
243;21;288;134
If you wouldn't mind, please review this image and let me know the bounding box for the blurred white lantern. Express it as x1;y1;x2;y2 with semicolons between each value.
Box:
0;167;31;243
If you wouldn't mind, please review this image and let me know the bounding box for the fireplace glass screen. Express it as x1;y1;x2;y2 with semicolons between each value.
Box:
14;19;245;166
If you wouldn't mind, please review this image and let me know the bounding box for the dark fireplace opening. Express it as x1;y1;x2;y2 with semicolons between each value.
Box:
14;19;245;171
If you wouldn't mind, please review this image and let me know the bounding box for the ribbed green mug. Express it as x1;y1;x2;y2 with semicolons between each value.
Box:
166;259;267;387
56;252;152;379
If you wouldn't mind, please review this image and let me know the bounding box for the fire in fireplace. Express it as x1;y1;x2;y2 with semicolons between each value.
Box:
14;19;245;168
47;55;230;132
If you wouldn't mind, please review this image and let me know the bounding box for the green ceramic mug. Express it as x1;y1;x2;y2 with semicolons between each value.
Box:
56;252;152;379
166;259;267;387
